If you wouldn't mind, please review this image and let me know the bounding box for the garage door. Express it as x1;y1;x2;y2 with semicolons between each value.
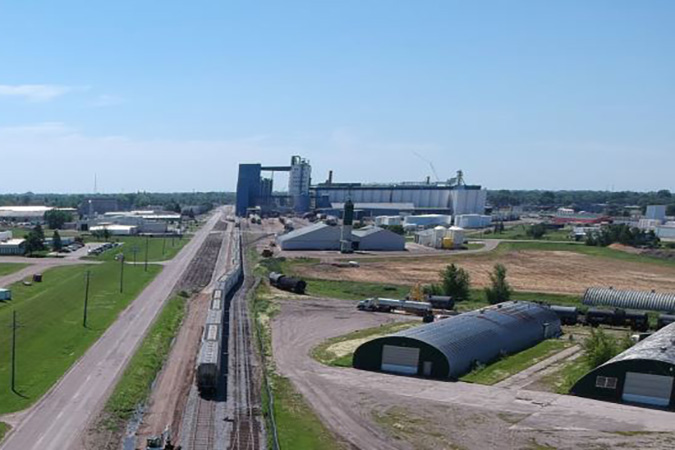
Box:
381;345;420;375
622;372;674;407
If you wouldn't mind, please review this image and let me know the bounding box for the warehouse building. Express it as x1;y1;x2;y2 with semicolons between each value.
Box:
277;223;406;251
353;226;405;251
277;223;342;250
353;301;561;379
583;287;675;313
89;224;138;236
0;239;26;255
571;323;675;409
403;214;453;230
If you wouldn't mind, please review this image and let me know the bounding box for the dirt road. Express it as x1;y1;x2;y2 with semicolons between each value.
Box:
296;248;675;295
0;209;227;450
272;298;675;449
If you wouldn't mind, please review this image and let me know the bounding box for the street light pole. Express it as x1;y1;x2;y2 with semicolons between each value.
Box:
144;236;149;272
119;254;125;293
83;270;91;327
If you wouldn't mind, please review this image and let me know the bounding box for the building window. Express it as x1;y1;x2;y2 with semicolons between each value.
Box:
595;376;618;389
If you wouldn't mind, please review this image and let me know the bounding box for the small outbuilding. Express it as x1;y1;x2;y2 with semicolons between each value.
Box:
0;288;11;301
352;226;405;251
571;323;675;409
353;301;561;379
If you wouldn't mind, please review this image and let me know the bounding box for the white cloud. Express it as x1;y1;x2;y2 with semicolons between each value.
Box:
91;94;125;107
0;84;81;102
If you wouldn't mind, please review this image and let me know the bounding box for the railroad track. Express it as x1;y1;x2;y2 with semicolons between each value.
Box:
178;232;225;291
189;395;217;450
229;274;262;449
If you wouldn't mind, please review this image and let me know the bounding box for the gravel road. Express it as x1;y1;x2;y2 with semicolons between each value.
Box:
272;298;675;449
0;209;226;450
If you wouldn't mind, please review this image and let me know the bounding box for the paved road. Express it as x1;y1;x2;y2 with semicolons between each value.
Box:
0;209;226;450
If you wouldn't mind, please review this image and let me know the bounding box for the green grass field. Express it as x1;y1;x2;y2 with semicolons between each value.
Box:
104;294;187;423
537;357;590;394
460;339;572;385
312;321;420;367
269;374;341;450
0;422;8;442
473;224;572;241
0;263;29;278
0;262;162;414
93;235;190;262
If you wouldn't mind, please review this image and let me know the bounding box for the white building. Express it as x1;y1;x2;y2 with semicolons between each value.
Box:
657;224;675;240
353;226;406;251
0;239;26;255
374;216;404;227
646;205;667;222
455;214;492;229
277;223;342;251
90;225;138;236
403;214;453;229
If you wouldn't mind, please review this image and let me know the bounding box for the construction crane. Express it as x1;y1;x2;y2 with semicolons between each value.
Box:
412;151;440;182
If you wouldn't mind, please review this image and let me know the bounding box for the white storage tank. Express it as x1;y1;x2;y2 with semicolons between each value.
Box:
446;226;465;248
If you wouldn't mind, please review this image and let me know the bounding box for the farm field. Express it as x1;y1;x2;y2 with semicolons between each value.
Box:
93;235;190;262
0;261;162;414
0;263;29;277
292;242;675;295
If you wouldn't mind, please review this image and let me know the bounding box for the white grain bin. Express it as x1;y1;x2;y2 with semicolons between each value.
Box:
446;226;465;248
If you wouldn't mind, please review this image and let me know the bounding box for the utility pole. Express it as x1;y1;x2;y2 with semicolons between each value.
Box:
162;237;166;256
83;270;91;327
11;311;19;393
132;245;139;266
119;254;125;293
144;236;149;272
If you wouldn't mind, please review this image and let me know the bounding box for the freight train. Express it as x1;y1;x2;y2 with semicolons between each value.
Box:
357;297;433;316
196;230;243;395
269;272;307;294
547;305;661;332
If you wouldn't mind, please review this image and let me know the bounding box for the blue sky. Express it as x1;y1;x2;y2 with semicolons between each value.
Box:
0;1;673;193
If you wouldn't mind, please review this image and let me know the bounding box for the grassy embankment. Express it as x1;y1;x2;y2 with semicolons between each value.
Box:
460;339;573;385
0;262;162;415
249;249;341;450
103;294;188;425
312;321;420;367
93;235;190;263
0;263;29;278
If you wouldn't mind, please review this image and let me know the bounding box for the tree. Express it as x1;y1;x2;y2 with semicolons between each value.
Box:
52;230;63;251
582;329;632;368
381;225;405;235
484;263;512;305
24;225;45;256
526;223;547;239
44;210;73;229
440;264;471;302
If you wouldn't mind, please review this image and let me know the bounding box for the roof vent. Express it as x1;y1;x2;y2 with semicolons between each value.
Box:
480;309;486;314
497;304;503;309
662;346;668;352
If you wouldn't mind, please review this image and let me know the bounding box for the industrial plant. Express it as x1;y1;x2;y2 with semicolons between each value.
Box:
235;155;488;219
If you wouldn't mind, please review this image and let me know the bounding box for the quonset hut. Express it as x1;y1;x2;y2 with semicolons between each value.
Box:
583;287;675;313
571;323;675;409
353;301;561;379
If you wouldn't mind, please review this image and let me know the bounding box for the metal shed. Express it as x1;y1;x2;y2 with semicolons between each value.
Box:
353;301;561;379
583;287;675;313
571;323;675;409
276;222;342;250
352;226;406;251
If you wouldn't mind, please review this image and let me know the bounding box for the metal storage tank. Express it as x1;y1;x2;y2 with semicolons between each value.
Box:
583;287;675;313
571;323;675;409
353;301;561;379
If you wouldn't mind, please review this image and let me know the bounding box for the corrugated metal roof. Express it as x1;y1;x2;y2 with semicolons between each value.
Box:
583;287;675;312
390;301;561;378
276;222;334;243
598;322;675;367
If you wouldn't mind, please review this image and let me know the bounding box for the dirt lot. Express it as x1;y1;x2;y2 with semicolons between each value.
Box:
272;298;675;450
294;249;675;295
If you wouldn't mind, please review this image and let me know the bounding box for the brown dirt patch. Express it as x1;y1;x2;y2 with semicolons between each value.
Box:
294;250;675;295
